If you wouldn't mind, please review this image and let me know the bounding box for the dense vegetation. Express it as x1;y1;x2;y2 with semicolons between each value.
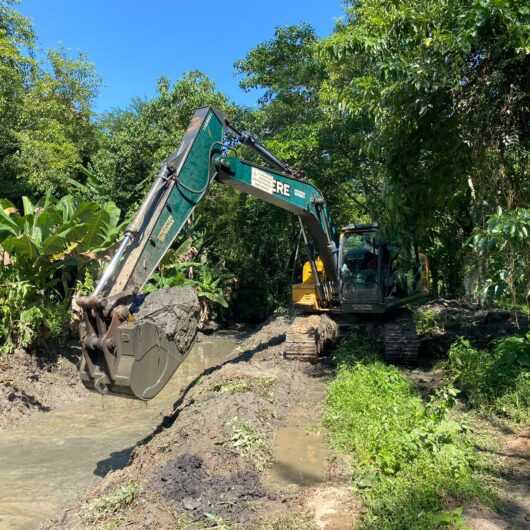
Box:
326;332;530;529
1;2;528;527
0;0;528;349
447;334;530;423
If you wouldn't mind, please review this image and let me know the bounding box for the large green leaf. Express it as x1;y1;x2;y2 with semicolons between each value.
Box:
200;290;229;308
74;202;99;224
41;224;84;256
21;196;35;217
2;235;39;267
0;199;17;213
31;224;43;250
56;195;76;224
37;189;54;212
103;201;121;229
0;209;21;240
34;208;62;242
75;203;112;251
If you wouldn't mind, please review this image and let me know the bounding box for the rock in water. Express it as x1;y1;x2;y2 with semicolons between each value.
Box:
134;287;201;355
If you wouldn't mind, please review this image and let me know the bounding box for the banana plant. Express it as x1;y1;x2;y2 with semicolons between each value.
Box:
0;193;122;296
185;267;231;308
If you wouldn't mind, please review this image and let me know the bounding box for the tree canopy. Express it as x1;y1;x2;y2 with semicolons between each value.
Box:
0;0;528;322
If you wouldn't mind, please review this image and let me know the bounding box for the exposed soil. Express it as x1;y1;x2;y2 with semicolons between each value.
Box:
3;300;525;529
463;424;530;530
152;453;266;522
417;298;528;360
0;344;86;431
45;317;356;529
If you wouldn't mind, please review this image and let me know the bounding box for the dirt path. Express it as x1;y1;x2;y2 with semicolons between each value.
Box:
464;422;530;530
44;318;358;530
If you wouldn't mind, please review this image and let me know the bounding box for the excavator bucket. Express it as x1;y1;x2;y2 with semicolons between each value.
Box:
77;106;226;400
79;287;200;400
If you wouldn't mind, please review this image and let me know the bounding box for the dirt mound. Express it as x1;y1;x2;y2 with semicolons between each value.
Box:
418;298;528;357
134;286;200;351
46;317;346;529
0;346;86;431
152;453;266;523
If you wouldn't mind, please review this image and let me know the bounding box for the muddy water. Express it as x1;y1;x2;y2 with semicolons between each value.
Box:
266;407;330;488
0;335;240;530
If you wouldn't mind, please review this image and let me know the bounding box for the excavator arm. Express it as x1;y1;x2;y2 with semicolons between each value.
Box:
78;106;338;400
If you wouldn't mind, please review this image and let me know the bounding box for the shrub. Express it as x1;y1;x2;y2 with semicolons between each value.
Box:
0;193;121;354
0;271;40;354
325;339;481;529
0;193;121;296
414;308;444;336
470;207;530;309
144;236;234;322
447;335;530;422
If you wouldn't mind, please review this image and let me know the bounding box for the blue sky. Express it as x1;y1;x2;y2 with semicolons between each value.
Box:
18;0;345;113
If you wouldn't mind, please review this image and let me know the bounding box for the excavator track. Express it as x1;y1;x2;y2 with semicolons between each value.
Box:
284;314;339;361
382;309;419;364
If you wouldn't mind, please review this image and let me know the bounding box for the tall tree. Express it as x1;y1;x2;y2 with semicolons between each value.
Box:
236;24;374;227
13;49;100;195
0;1;100;200
319;0;530;294
89;71;235;211
0;0;35;198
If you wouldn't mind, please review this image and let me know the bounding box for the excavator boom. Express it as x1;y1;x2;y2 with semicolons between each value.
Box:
78;107;339;400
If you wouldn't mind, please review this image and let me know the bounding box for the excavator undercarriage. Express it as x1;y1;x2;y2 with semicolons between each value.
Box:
284;309;420;364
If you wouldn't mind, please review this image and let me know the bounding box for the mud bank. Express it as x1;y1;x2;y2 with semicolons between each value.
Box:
46;317;356;530
0;334;242;530
417;298;528;359
0;345;85;431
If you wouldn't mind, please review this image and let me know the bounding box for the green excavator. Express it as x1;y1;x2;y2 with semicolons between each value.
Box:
78;106;429;400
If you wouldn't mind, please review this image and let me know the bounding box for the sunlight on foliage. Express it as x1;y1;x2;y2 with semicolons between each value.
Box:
0;193;121;354
325;339;484;529
470;208;530;309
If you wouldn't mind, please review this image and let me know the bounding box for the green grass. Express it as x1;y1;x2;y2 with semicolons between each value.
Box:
225;419;271;471
80;481;140;525
325;338;485;529
446;334;530;423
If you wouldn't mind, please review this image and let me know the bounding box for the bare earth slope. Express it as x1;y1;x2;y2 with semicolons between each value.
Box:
46;317;357;530
0;346;86;431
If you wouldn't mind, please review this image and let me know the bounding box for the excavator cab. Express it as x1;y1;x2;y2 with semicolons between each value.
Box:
338;223;429;314
338;224;389;312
